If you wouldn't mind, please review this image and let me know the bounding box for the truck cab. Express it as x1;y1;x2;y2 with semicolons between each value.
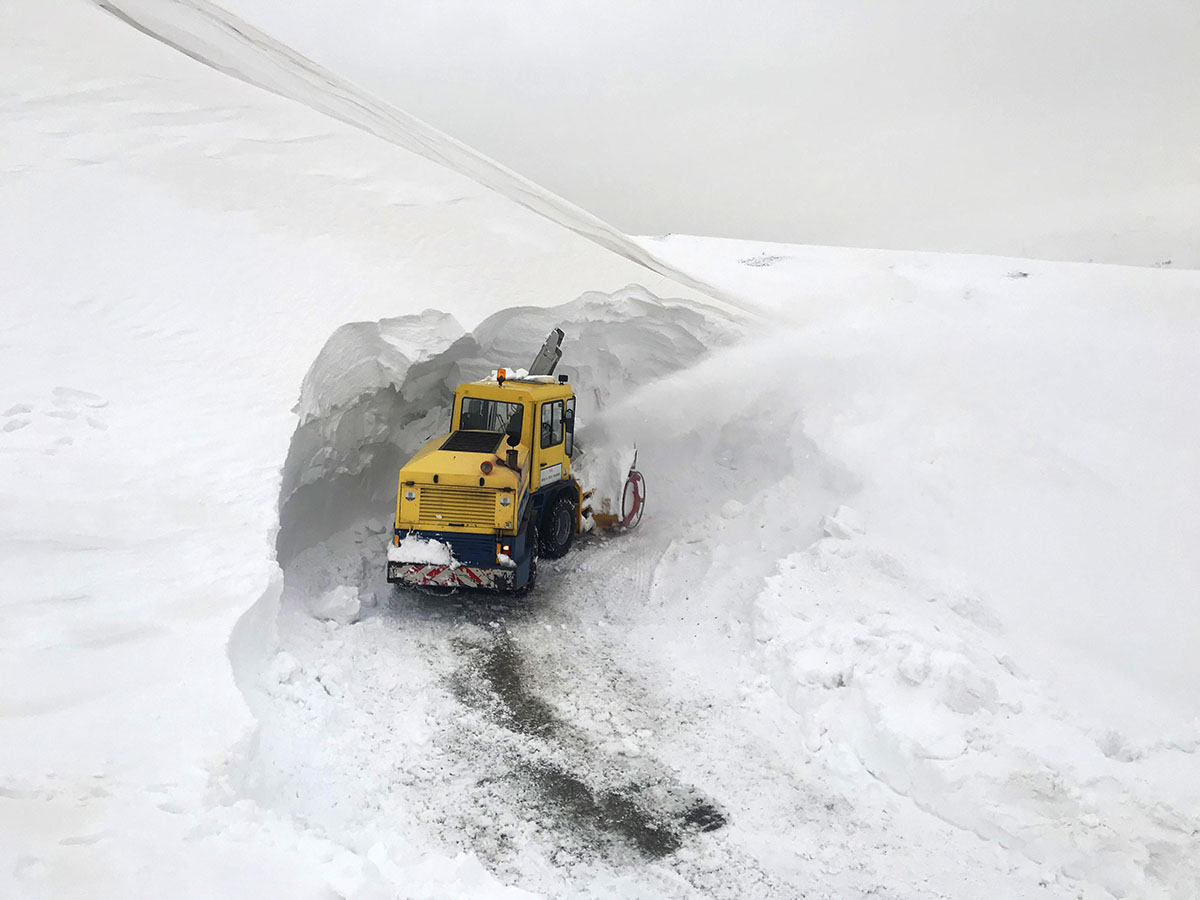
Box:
387;368;578;591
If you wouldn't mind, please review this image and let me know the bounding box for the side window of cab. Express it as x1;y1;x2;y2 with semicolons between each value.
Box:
540;400;564;449
564;397;575;456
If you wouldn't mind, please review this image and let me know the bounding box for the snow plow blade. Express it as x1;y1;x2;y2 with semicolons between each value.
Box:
583;451;645;531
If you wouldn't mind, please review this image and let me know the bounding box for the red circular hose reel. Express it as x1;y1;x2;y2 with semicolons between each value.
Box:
620;468;645;529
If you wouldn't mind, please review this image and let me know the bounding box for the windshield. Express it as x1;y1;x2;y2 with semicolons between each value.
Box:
459;397;523;434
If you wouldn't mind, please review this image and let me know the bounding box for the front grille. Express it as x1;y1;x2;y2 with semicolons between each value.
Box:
418;485;496;528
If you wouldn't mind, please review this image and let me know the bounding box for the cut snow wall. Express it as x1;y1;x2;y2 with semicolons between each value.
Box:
275;287;739;566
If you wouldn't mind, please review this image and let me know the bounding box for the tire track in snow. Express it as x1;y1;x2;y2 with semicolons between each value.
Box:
446;612;726;860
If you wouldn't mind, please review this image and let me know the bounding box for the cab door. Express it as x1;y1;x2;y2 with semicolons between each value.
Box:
536;397;570;489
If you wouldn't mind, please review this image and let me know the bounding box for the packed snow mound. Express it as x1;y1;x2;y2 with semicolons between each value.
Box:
276;285;739;563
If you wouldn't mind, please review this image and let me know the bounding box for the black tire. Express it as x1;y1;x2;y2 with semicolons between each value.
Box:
538;492;576;559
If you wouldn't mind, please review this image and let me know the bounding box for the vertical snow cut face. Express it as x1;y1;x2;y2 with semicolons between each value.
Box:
273;287;737;567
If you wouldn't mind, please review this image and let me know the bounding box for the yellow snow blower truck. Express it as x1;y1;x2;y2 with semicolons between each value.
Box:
386;329;642;592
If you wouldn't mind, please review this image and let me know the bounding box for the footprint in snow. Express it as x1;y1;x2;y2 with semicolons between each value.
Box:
50;387;111;440
2;388;111;451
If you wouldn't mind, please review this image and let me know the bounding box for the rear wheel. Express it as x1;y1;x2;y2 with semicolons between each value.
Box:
538;492;576;559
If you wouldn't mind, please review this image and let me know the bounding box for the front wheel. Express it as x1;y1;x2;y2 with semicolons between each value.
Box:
538;492;576;559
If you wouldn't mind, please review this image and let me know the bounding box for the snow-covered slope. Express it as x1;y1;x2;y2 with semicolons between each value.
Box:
3;1;1198;899
87;0;748;311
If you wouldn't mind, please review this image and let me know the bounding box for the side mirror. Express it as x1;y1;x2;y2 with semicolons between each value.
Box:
506;448;519;469
505;407;524;446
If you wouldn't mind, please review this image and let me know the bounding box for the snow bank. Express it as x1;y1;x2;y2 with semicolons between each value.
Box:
295;310;466;425
752;528;1200;899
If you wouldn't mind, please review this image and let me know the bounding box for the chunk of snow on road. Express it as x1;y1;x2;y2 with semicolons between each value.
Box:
265;652;302;685
820;504;865;538
305;585;361;625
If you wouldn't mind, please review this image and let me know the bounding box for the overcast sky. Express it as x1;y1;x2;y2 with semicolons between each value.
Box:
225;0;1199;264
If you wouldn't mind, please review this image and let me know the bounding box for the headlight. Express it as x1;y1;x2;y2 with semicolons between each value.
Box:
500;495;511;506
404;490;417;501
